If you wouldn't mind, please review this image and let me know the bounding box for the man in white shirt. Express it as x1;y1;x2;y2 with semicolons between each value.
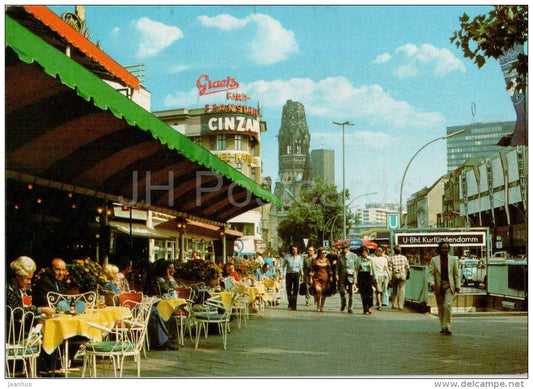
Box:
371;246;391;310
281;245;304;310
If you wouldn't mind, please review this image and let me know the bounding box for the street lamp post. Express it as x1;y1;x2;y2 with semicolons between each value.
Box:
399;129;465;227
333;121;354;240
322;191;377;245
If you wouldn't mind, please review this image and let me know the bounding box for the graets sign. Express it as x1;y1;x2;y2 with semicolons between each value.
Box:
394;232;486;247
197;74;239;96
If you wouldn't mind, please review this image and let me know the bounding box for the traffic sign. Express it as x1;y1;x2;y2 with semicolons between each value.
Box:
323;240;330;249
387;213;401;230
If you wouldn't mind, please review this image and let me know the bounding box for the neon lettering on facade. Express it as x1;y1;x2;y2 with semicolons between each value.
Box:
207;116;260;134
197;74;239;96
226;91;249;102
204;104;259;117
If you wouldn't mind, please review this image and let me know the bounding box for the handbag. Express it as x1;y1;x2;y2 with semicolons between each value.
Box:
299;281;307;295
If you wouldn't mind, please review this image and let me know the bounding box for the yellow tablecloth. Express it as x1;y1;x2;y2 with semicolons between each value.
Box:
209;292;232;309
246;285;269;302
41;306;131;354
156;298;187;321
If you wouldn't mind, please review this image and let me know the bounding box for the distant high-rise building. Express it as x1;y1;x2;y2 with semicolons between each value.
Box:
355;203;399;226
311;149;335;185
447;121;514;173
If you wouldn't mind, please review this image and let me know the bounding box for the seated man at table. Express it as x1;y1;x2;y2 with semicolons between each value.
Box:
32;258;82;375
255;263;275;281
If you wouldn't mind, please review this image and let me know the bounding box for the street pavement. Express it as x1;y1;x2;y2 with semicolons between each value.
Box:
64;292;528;379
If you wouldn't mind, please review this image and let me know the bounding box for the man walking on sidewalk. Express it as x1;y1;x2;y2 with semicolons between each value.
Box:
282;245;304;310
336;243;357;313
428;242;460;335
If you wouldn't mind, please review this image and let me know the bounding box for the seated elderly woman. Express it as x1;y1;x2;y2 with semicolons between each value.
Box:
7;256;56;317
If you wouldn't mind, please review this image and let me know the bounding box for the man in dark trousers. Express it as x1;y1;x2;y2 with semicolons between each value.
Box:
336;243;357;313
32;258;73;376
282;245;303;310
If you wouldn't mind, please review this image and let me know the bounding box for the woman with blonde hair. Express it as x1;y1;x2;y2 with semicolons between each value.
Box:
103;264;120;294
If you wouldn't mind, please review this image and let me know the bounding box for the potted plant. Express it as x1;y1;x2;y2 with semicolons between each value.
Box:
175;259;221;285
66;258;107;293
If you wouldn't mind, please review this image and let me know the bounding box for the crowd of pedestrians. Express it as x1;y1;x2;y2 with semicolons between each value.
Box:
280;243;411;315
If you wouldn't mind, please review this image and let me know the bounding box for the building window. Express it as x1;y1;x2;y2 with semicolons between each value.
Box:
235;163;243;172
194;137;202;146
235;135;242;150
217;135;226;150
251;167;257;182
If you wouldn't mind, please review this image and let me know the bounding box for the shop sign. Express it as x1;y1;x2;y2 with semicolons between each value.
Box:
394;231;486;247
202;114;260;134
217;152;254;163
226;91;249;102
204;104;259;117
197;74;239;96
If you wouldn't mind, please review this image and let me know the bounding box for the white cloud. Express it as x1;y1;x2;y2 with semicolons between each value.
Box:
354;130;392;149
164;76;444;130
168;64;190;74
394;63;418;78
197;14;248;30
111;27;120;35
376;43;465;78
134;17;183;59
248;14;298;65
197;13;298;65
373;52;392;64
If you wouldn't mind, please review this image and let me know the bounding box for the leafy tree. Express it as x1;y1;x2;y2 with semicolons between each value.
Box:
277;178;353;252
450;5;528;93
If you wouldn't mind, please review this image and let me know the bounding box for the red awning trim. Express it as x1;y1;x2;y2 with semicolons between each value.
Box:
23;5;139;90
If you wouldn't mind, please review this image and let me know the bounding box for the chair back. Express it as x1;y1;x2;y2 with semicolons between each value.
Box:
123;298;154;353
6;307;42;377
222;277;234;291
21;291;32;307
174;287;192;300
6;306;34;347
116;292;143;308
47;291;96;313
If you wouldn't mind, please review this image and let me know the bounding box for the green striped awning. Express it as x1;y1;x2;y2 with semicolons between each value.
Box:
6;14;278;224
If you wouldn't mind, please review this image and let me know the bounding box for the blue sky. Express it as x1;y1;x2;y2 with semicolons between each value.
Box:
49;4;518;208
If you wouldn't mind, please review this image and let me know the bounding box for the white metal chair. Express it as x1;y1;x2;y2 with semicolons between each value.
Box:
171;286;196;345
82;297;154;377
6;306;42;377
192;293;236;350
232;283;250;329
46;291;96;312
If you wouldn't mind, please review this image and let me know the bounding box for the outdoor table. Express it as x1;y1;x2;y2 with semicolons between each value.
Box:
246;285;269;303
208;291;232;309
40;306;131;377
156;298;187;321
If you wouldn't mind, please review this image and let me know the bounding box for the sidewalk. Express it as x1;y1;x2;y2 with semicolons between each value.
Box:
66;293;528;378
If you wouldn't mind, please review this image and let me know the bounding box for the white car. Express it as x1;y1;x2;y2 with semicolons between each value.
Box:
459;259;479;287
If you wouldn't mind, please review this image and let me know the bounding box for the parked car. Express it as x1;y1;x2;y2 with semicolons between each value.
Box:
472;260;487;288
459;259;479;287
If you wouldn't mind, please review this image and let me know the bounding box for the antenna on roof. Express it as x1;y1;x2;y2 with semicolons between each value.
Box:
471;101;477;123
